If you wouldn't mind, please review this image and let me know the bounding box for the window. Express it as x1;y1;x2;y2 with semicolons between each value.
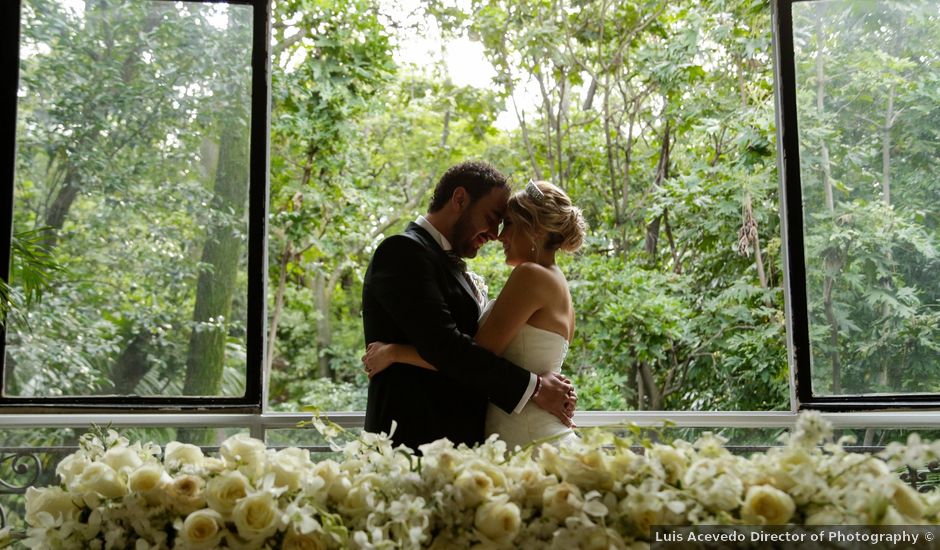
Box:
1;0;269;409
775;0;940;409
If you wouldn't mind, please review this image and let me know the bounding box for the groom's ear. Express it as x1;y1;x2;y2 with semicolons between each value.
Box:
452;186;470;211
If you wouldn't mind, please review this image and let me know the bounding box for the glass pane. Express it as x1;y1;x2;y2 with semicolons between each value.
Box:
793;0;940;396
266;0;786;414
6;0;253;397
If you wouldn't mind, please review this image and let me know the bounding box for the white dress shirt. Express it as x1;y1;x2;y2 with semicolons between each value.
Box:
415;216;537;414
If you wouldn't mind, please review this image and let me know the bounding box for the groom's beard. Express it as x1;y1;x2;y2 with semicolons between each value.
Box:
451;210;480;258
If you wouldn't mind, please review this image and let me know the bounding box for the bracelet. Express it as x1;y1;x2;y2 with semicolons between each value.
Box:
532;376;542;399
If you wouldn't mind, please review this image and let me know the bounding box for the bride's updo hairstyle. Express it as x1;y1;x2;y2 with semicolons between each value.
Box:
507;180;586;253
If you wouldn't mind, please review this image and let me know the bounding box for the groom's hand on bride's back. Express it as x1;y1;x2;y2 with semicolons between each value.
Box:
532;373;578;428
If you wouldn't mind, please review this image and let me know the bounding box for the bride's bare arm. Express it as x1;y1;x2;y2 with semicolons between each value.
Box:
472;263;549;355
362;341;435;378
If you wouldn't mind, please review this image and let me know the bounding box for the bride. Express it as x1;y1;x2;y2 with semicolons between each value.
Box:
363;180;586;449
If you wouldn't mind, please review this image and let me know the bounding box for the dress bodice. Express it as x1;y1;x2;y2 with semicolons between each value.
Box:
480;300;576;448
479;300;569;376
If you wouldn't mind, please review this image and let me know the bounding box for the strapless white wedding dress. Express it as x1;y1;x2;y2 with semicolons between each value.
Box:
480;301;576;449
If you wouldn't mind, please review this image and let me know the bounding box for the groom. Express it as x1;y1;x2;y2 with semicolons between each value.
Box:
362;160;575;450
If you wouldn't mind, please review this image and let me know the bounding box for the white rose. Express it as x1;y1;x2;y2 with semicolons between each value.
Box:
178;509;224;549
313;460;340;486
881;505;910;525
128;463;169;503
206;470;251;516
650;444;687;485
281;528;327;550
101;446;143;475
741;485;795;525
203;457;226;475
576;526;628;550
340;484;374;518
543;446;613;491
312;460;349;501
56;452;90;490
683;458;743;512
327;476;351;503
165;474;206;515
515;465;555;506
889;479;925;520
220;434;267;476
165;442;205;469
24;487;80;526
474;498;521;545
128;463;164;492
771;448;812;492
805;505;847;525
455;469;493;508
465;460;507;490
232;491;280;541
268;447;310;492
542;482;583;521
76;462;127;499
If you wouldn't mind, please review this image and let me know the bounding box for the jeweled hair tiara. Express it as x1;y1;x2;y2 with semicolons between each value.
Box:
525;179;545;201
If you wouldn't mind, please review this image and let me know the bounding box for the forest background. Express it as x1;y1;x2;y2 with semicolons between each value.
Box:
4;0;939;424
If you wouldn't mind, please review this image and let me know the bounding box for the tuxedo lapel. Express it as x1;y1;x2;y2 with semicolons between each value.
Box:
406;223;482;315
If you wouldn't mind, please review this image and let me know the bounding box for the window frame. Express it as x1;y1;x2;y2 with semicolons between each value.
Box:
0;0;271;412
2;0;938;417
773;0;940;410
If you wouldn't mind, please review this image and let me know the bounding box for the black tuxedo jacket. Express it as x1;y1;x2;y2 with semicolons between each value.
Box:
362;222;531;450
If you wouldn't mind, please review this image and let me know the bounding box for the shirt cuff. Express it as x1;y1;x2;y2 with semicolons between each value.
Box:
512;373;538;414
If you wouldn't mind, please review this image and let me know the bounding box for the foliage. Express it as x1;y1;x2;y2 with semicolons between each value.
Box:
7;0;253;398
4;0;938;416
0;229;60;323
793;1;940;396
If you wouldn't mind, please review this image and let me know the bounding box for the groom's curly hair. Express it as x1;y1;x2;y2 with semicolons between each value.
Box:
428;160;509;212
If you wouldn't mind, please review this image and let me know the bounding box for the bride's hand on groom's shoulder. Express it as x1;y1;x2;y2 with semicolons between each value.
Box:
533;373;578;428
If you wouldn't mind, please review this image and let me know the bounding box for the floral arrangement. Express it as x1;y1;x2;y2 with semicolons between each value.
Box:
21;412;940;549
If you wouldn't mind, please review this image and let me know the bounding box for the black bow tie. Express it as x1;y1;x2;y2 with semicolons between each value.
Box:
445;250;467;273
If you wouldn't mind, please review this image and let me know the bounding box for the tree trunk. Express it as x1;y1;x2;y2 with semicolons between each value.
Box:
823;277;842;394
182;118;249;398
815;7;841;392
739;193;768;293
602;75;621;228
639;361;662;410
42;170;80;248
108;332;152;394
554;73;567;188
815;11;834;212
879;84;895;387
645;121;671;261
499;47;540;178
882;84;894;207
634;362;644;411
265;241;292;375
307;272;334;380
620;100;638;225
533;66;556;181
663;208;681;274
3;351;17;395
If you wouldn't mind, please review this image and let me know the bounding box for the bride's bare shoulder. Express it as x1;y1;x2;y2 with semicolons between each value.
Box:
506;262;566;295
508;261;551;280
